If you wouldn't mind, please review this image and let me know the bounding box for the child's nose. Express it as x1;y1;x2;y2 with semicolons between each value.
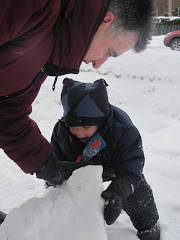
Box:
75;128;86;138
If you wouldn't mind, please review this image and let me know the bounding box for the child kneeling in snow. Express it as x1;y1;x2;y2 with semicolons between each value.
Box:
50;78;160;240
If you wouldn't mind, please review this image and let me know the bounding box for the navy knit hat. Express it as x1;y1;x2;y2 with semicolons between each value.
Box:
61;78;110;127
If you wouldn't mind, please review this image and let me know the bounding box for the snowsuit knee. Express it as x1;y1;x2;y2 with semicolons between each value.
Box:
122;175;159;231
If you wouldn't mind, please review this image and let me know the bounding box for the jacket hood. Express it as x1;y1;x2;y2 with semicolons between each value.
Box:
61;78;110;126
51;0;110;73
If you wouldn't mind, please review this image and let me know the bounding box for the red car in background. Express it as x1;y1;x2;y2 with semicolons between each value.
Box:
164;30;180;51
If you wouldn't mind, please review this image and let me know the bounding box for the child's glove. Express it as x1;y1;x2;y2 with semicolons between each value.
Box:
101;179;123;225
36;152;91;186
101;174;136;225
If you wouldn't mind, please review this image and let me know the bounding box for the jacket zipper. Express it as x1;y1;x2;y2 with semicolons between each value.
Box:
0;71;45;103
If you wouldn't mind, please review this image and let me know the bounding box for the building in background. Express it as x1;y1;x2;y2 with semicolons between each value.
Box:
156;0;180;16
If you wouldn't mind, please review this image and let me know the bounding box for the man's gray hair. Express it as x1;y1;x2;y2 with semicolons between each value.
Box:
108;0;157;52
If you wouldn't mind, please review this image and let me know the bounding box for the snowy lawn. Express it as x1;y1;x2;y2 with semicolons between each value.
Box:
0;35;180;239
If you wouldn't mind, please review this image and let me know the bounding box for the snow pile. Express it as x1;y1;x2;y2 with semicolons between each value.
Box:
0;166;107;240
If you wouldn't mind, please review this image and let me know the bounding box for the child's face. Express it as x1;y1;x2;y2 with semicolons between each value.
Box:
69;126;99;144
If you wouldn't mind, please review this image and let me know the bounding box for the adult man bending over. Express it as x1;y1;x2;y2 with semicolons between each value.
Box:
0;1;156;187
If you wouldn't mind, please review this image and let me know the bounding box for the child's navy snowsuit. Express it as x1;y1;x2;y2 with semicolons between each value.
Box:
51;105;159;231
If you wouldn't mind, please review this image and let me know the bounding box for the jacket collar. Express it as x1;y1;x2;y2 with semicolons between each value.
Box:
51;0;110;73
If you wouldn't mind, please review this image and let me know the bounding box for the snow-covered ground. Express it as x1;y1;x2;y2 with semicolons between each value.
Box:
0;35;180;239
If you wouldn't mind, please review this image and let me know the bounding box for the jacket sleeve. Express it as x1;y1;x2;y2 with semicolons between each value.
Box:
0;0;44;45
0;75;53;174
50;121;66;161
112;124;145;186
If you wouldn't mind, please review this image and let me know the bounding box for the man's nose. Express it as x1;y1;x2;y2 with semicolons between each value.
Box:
92;55;109;69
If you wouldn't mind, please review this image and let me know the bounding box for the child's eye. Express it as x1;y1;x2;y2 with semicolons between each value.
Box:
83;126;91;129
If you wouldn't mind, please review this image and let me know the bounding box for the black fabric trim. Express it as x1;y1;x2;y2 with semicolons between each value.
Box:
41;62;79;76
64;115;107;127
97;0;111;29
0;71;44;102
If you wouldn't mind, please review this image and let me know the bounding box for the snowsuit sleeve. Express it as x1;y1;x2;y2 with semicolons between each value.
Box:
111;124;145;186
50;121;66;161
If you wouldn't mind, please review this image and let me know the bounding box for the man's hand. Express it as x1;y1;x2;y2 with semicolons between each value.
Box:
36;152;90;186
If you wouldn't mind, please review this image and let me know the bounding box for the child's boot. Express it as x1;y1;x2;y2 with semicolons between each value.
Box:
137;222;160;240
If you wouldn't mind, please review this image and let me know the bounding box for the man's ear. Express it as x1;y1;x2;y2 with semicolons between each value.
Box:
103;12;114;24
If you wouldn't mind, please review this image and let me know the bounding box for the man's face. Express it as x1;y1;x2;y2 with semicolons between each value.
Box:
69;126;99;144
83;12;138;69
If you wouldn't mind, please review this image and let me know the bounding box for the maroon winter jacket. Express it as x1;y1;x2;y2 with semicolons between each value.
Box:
0;0;110;174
